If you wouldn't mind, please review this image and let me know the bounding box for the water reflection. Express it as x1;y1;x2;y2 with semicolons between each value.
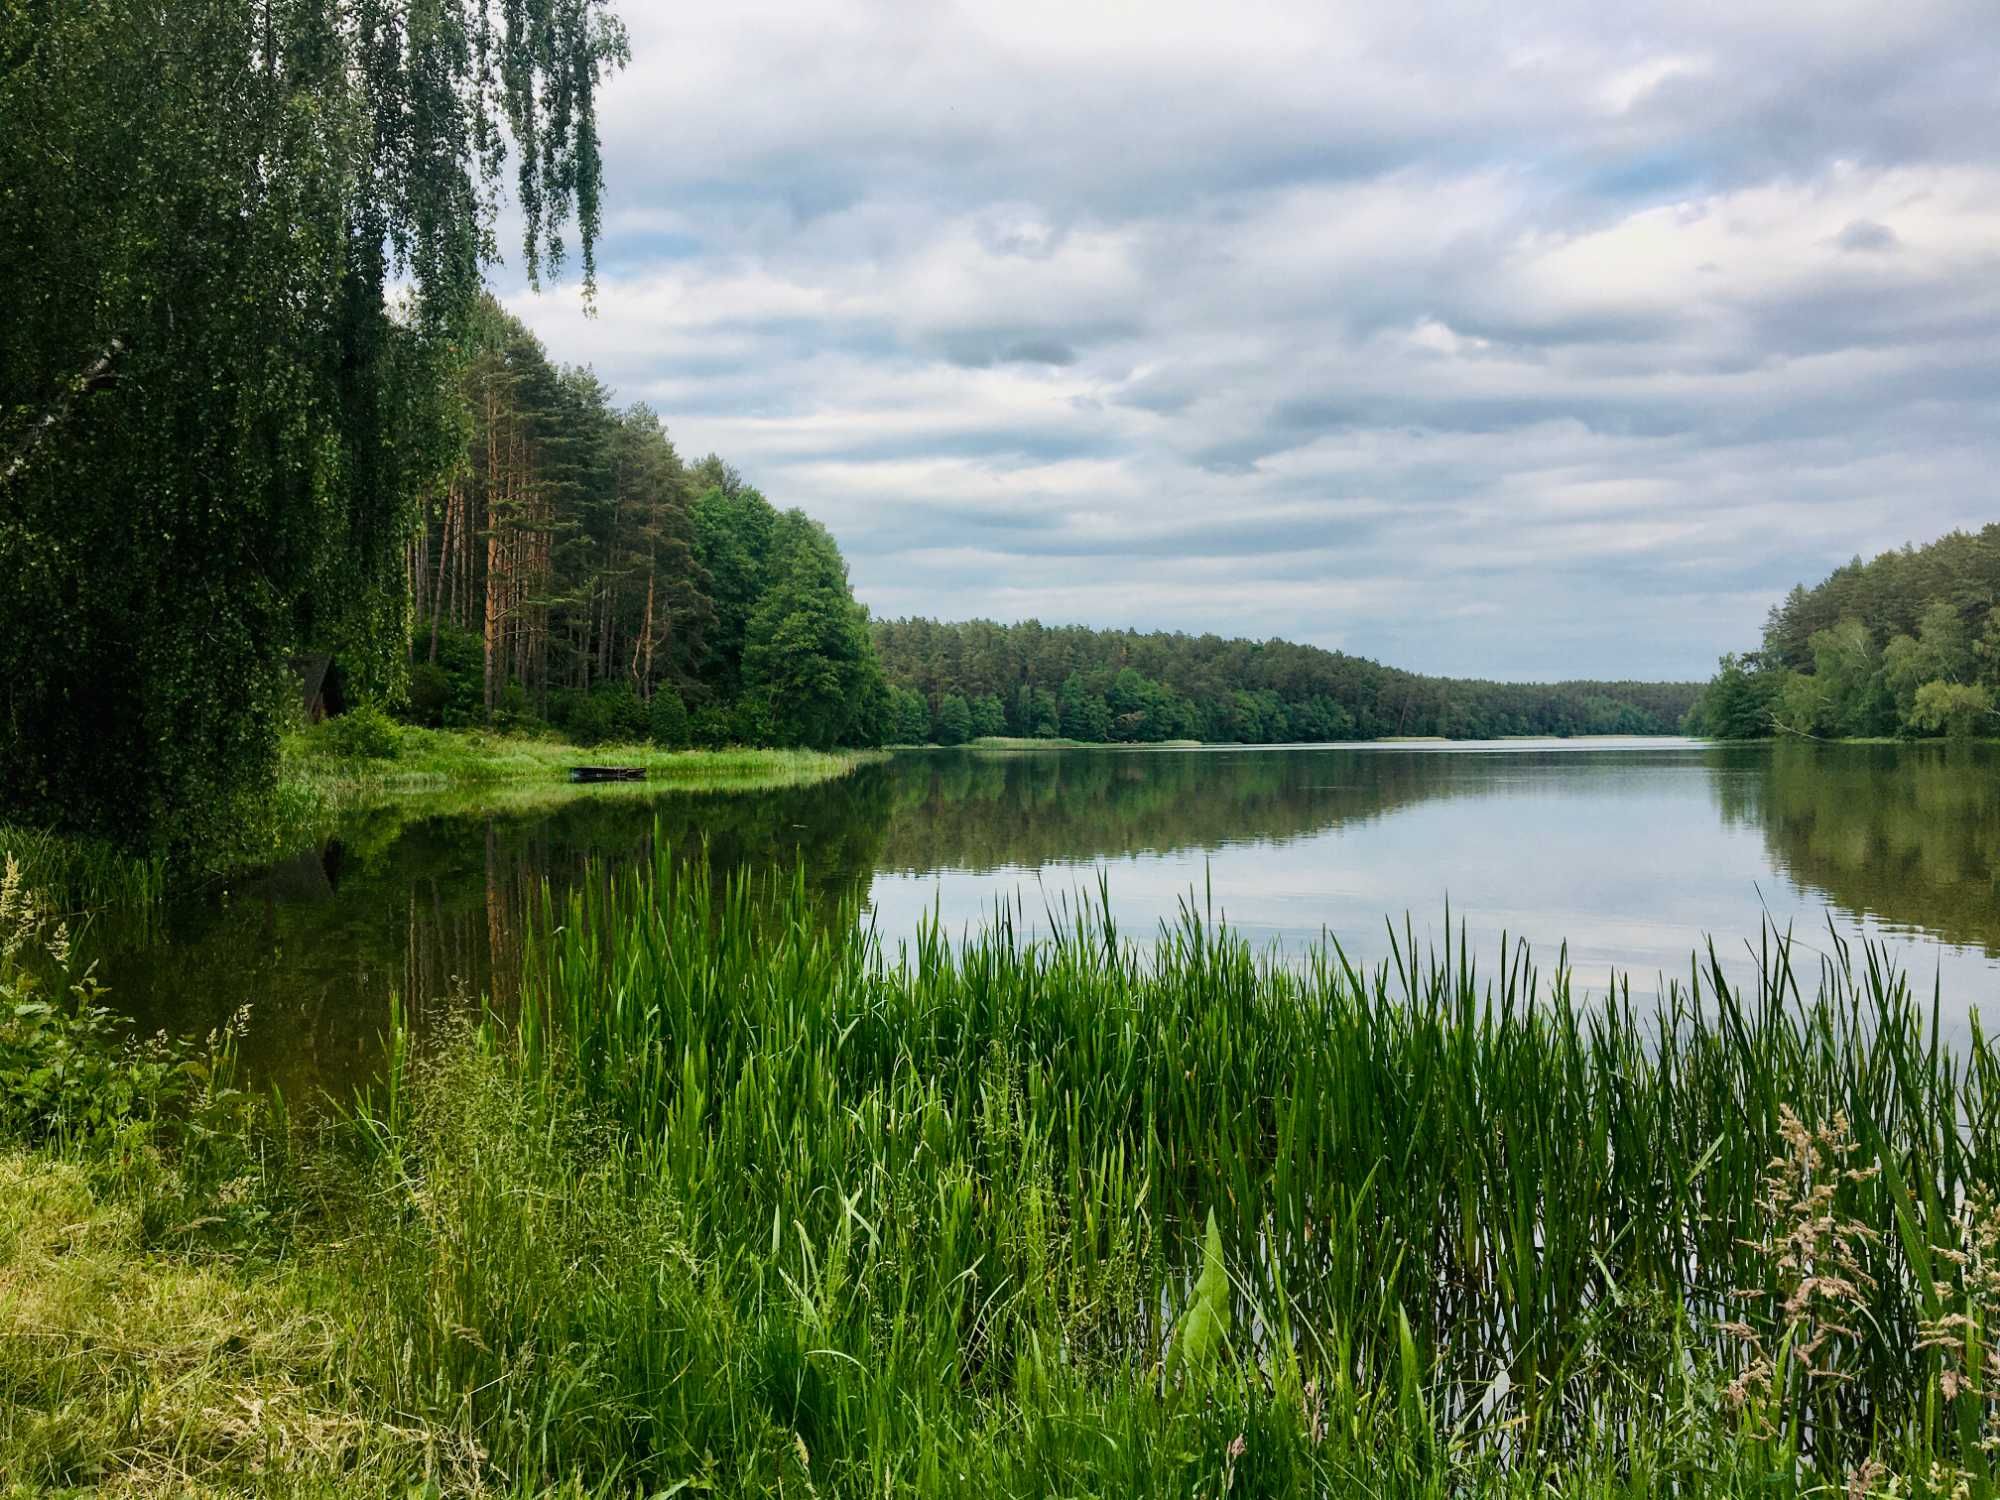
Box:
1715;740;2000;957
82;740;2000;1096
89;776;892;1097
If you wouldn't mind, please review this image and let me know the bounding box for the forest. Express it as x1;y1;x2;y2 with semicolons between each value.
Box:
402;299;885;754
0;0;1703;867
1688;525;2000;739
873;617;1699;744
0;0;881;857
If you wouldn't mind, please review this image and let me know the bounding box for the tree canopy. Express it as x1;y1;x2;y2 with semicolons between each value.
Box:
0;0;625;852
872;618;1700;745
403;302;885;753
1687;526;2000;740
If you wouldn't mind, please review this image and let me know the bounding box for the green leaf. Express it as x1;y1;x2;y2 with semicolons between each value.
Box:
1167;1208;1230;1382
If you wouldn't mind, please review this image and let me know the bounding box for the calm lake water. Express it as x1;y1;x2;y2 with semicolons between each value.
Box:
85;739;2000;1096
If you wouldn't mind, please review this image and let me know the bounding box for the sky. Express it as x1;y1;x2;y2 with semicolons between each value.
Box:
499;0;2000;682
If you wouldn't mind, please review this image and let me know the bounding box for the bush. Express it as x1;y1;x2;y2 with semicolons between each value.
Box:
405;662;452;727
0;856;250;1153
691;706;732;749
495;680;536;731
593;681;649;742
313;702;402;760
729;694;775;747
548;682;651;746
559;692;614;747
649;689;690;749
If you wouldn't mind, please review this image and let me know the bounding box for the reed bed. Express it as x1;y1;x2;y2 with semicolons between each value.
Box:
0;823;167;921
330;846;2000;1496
13;833;2000;1493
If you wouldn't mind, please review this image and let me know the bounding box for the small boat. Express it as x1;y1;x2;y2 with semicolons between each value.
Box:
568;765;647;783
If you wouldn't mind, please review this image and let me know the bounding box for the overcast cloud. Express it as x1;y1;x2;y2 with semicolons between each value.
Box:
500;0;2000;680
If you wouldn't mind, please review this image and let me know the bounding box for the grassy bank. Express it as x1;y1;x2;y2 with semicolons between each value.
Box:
6;850;2000;1494
282;718;869;804
0;726;870;917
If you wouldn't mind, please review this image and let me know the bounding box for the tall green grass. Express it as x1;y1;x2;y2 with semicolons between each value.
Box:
13;824;2000;1494
0;823;167;920
333;847;2000;1495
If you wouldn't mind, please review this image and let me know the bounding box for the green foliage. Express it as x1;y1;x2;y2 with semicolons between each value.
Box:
889;685;933;744
1759;526;2000;676
935;692;974;745
970;692;1009;739
1976;606;2000;685
739;514;887;749
549;690;611;747
17;843;2000;1490
1166;1209;1232;1382
729;692;778;747
1911;680;1994;738
1704;526;2000;739
1686;652;1779;737
404;662;454;727
688;705;731;749
308;703;403;761
0;0;626;857
1059;673;1113;741
338;849;2000;1491
543;683;645;747
877;619;1696;744
412;624;493;728
647;688;690;749
692;480;782;701
1;857;257;1171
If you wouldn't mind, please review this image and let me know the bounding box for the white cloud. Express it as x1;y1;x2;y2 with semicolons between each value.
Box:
500;0;2000;680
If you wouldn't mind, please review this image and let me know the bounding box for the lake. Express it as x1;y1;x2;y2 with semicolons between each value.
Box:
85;738;2000;1097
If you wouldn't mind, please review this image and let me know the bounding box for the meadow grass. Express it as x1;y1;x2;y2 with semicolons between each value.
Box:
8;846;2000;1495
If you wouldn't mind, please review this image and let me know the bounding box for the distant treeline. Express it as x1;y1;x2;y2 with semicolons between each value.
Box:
1688;525;2000;739
872;618;1700;744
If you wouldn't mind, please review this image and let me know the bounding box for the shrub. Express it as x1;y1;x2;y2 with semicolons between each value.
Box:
0;856;252;1159
313;703;402;760
690;706;732;748
648;689;689;749
592;681;649;742
405;662;453;727
562;693;614;747
729;693;774;746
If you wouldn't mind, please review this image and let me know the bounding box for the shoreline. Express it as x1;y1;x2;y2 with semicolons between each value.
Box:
1;728;875;915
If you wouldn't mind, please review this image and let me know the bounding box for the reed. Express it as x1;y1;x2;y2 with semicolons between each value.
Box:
11;836;2000;1494
336;846;2000;1495
0;823;167;920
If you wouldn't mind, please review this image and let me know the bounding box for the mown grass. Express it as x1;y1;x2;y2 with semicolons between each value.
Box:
9;845;2000;1495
